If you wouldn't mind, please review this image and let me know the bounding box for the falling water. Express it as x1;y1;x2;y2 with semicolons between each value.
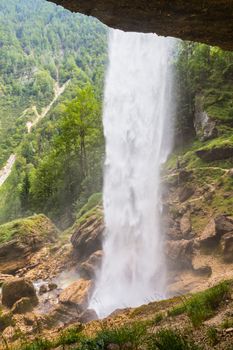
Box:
90;30;175;317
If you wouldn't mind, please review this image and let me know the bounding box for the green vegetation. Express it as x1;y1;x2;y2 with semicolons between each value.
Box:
149;329;201;350
0;0;107;227
206;327;219;346
168;281;231;327
175;41;233;147
15;322;201;350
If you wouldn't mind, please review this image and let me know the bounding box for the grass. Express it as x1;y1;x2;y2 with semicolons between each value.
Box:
221;318;233;329
168;281;231;327
206;327;219;346
148;329;201;350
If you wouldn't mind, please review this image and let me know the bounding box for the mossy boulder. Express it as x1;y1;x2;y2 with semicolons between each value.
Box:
196;146;233;161
0;214;59;273
2;278;38;309
70;206;104;261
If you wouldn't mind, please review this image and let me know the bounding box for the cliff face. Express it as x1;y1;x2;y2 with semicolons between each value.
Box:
49;0;233;50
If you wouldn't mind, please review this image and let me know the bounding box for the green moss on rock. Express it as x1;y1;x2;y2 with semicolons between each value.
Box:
0;214;59;244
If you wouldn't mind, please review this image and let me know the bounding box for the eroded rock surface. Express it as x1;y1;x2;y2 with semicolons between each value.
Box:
49;0;233;51
0;214;58;274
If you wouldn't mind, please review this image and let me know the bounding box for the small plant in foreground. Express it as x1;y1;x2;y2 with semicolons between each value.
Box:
148;328;201;350
20;338;52;350
56;324;83;346
206;327;218;346
78;322;147;350
186;281;231;327
150;313;163;326
168;281;231;327
221;318;233;329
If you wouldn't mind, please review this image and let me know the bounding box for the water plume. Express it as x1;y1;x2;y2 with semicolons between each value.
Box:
90;29;175;317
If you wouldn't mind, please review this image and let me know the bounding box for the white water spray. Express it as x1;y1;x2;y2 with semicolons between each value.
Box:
90;30;175;317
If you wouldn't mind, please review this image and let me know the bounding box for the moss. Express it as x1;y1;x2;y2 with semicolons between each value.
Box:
77;193;102;220
77;205;103;226
0;214;58;244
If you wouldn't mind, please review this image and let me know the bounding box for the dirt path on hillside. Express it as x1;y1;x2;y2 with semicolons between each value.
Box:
26;80;70;133
0;80;70;187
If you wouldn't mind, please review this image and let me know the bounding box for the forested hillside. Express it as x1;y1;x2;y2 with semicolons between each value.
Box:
0;0;107;227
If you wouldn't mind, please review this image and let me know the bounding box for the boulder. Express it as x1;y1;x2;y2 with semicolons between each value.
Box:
59;279;93;311
71;207;104;260
199;215;233;247
79;250;103;279
196;147;233;162
165;239;193;269
0;215;58;274
220;232;233;262
11;297;34;314
1;278;38;308
178;186;194;202
39;284;48;295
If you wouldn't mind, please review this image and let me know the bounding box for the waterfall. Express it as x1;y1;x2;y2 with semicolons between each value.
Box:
89;29;175;317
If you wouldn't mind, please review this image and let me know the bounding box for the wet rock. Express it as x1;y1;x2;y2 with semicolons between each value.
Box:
178;186;194;202
2;278;38;308
71;207;104;260
78;309;98;323
220;232;233;262
48;282;57;291
165;239;193;269
12;297;35;314
196;147;233;162
79;250;103;279
39;284;48;295
59;279;93;311
47;303;81;326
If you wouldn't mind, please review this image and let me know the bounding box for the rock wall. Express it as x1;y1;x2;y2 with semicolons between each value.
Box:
49;0;233;51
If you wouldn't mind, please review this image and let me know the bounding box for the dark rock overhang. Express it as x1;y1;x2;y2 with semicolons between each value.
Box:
49;0;233;50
